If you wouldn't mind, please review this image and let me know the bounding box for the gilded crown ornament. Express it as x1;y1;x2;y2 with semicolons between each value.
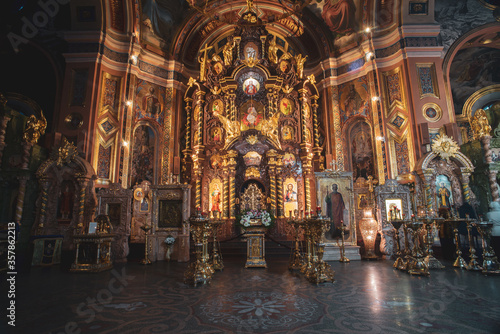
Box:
431;134;460;162
470;108;491;140
246;135;259;145
55;137;79;166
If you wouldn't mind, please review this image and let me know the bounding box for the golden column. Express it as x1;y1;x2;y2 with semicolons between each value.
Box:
193;91;206;209
227;150;238;219
276;154;284;218
76;176;89;235
461;168;473;203
299;87;313;213
182;97;193;182
311;96;323;170
268;150;277;216
222;154;230;219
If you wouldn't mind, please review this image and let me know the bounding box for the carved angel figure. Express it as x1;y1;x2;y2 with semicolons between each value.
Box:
295;54;307;79
213;111;240;144
268;36;278;64
23;113;47;144
260;112;281;149
222;38;235;66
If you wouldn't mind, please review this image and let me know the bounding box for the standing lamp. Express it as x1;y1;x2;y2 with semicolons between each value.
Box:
359;209;378;259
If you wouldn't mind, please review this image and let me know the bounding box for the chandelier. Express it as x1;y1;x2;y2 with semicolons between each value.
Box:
186;0;313;26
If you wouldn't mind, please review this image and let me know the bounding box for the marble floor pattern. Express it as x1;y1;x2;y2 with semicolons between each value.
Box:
5;255;500;334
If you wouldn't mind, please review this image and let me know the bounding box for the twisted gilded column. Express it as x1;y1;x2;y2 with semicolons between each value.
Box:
304;170;311;213
481;135;499;202
276;154;284;218
76;177;89;235
184;97;193;151
423;170;433;212
461;169;472;203
268;150;277;216
0;114;11;164
36;178;50;234
222;155;229;219
227;150;238;219
14;141;34;225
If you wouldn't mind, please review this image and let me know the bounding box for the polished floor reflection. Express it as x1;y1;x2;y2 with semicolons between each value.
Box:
9;256;500;334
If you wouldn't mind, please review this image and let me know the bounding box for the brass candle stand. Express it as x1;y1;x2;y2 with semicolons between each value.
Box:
210;218;224;271
401;220;412;271
140;224;152;265
466;218;482;271
304;215;335;284
444;218;470;270
288;218;303;271
473;221;500;275
389;219;406;270
184;213;215;286
420;216;445;269
300;220;313;275
339;223;350;263
406;220;429;276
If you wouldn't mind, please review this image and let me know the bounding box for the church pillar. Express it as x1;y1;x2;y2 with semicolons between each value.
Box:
35;178;50;234
268;150;277;216
227;150;238;219
193;91;206;209
222;155;229;219
76;177;89;235
14;141;33;225
0;113;11;163
228;92;236;122
423;169;434;212
276;154;284;218
311;96;323;171
460;168;472;203
182;97;193;184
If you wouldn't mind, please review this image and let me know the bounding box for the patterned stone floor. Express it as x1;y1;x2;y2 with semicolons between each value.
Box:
5;255;500;334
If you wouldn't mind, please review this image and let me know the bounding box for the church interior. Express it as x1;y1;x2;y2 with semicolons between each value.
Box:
1;0;500;332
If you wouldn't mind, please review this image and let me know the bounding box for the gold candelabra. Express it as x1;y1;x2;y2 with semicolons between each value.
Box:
443;218;470;270
184;211;215;286
389;219;406;270
406;220;429;276
303;214;335;284
473;221;500;275
339;223;350;263
466;218;482;271
288;217;303;271
210;217;224;271
420;216;445;269
140;224;152;265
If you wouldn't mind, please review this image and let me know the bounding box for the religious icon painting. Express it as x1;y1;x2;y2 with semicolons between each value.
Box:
213;61;223;75
140;197;150;212
131;125;155;186
435;175;453;208
283;152;296;167
211;126;223;143
209;179;223;214
244;42;258;60
243;151;262;166
280;98;293;116
281;125;294;141
212;99;224;115
135;80;165;121
242;105;263;127
284;177;298;218
243;78;260;96
358;194;369;209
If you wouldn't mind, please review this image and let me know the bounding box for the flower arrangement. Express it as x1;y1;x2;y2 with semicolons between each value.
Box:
239;209;274;228
164;235;176;246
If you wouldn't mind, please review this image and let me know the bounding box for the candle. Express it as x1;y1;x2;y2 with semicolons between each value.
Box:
289;210;292;218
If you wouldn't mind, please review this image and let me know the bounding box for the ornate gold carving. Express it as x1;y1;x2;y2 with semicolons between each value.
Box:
282;84;294;94
241;183;266;211
242;56;259;68
245;166;260;179
470;108;491;140
187;77;197;88
246;135;259;145
431;134;460;162
260;112;281;149
222;38;235;66
213;111;240;145
211;86;222;95
55;138;78;166
268;36;278;64
198;44;213;82
306;74;316;85
295;54;307;79
23;112;47;144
